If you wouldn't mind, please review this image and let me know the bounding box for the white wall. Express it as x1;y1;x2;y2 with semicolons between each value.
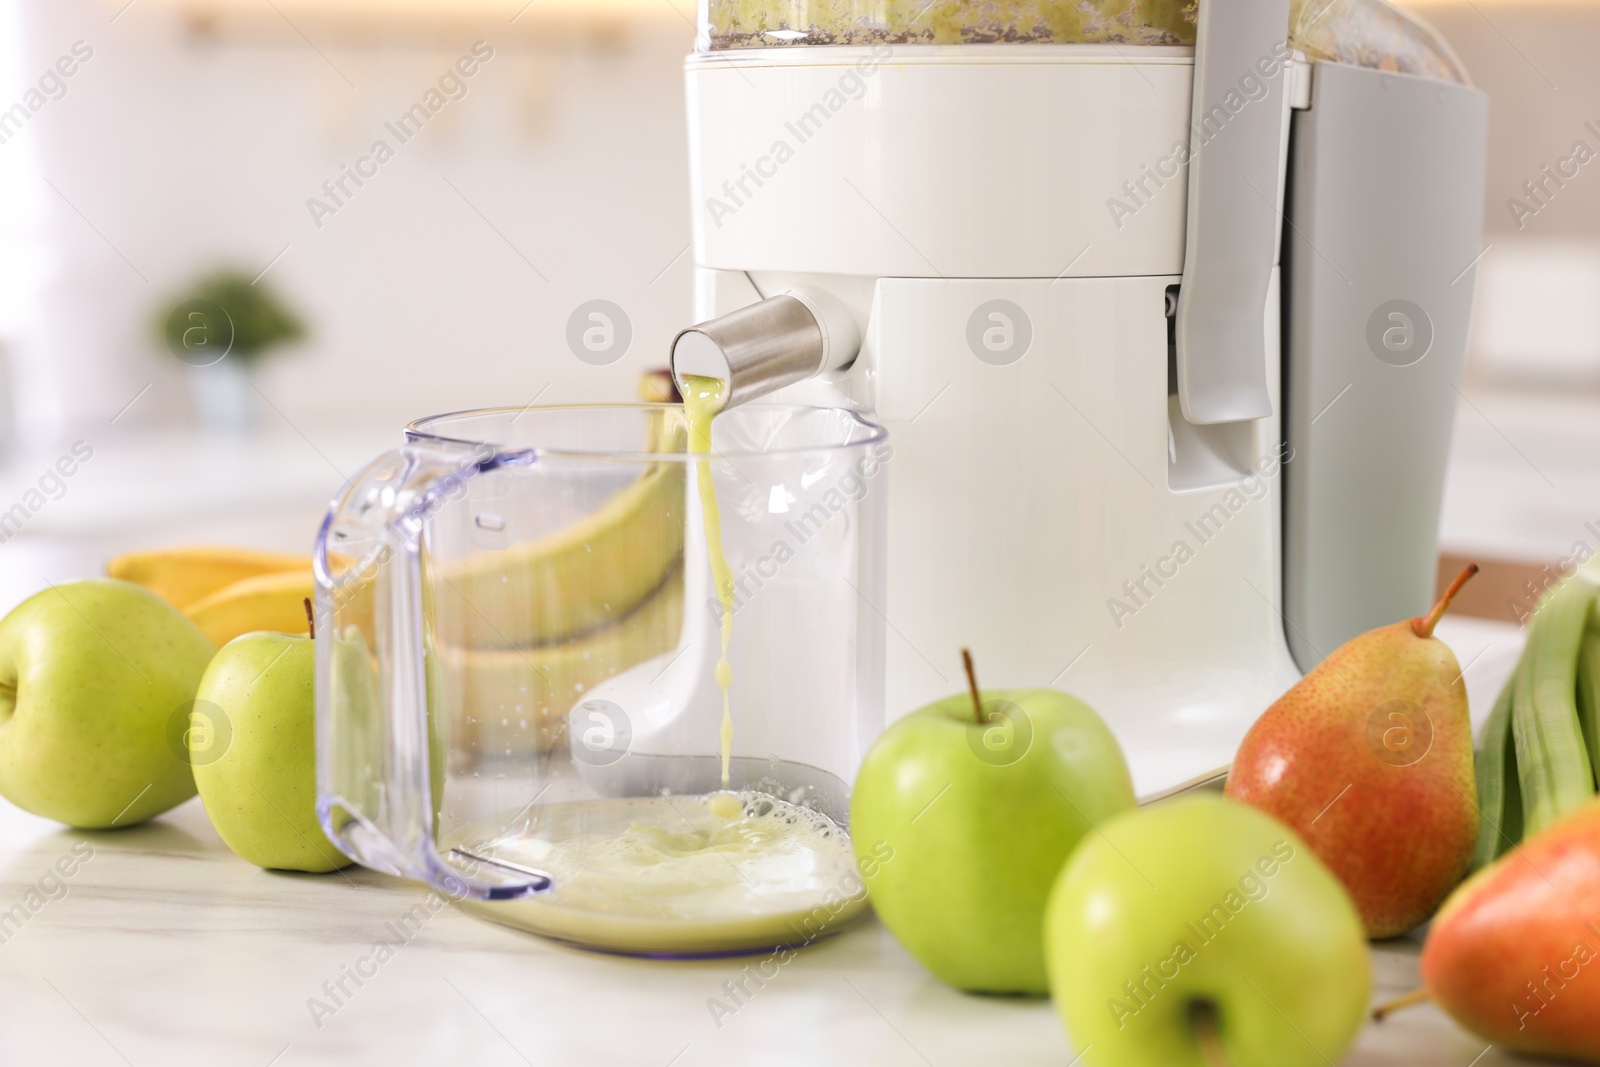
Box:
1409;0;1600;389
10;0;1598;447
8;0;696;438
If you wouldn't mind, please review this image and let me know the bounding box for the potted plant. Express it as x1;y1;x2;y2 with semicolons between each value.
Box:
155;269;306;434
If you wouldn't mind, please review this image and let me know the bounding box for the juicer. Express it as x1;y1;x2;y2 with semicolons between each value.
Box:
670;0;1489;792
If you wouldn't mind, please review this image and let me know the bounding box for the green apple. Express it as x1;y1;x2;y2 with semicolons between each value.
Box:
191;630;349;872
1045;794;1370;1067
850;670;1136;994
0;578;215;828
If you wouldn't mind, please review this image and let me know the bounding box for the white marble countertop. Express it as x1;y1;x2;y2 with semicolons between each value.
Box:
0;390;1589;1065
0;783;1523;1067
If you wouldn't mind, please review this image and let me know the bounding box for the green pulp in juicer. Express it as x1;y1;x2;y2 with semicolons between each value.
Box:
703;0;1467;83
709;0;1193;46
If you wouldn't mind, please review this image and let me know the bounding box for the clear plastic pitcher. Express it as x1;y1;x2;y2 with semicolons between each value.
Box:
313;404;889;955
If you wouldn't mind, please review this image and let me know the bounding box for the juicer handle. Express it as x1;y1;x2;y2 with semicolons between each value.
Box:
313;443;550;902
1173;0;1291;425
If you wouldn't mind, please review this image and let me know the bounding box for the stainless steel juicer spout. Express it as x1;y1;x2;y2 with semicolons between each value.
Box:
670;287;861;410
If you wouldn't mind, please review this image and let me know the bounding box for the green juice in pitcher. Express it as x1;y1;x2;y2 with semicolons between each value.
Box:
453;791;866;955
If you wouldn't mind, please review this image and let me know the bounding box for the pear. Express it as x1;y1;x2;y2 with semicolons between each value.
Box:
1392;798;1600;1061
1225;566;1479;937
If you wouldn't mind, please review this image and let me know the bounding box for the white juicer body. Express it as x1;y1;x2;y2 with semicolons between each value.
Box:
681;37;1487;794
685;45;1303;793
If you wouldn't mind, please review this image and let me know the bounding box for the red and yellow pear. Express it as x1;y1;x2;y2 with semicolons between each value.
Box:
1225;566;1480;937
1378;799;1600;1062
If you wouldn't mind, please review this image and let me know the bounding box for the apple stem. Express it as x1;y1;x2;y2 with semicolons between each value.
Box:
1414;563;1478;639
1371;987;1432;1021
961;647;984;726
303;596;316;640
1188;1001;1232;1067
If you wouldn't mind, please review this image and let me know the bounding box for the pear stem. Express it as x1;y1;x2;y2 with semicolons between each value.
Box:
1372;987;1432;1021
1414;563;1479;639
1188;1001;1233;1067
961;648;984;726
303;596;316;640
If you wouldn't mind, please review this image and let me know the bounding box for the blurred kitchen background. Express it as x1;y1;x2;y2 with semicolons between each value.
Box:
0;0;1595;619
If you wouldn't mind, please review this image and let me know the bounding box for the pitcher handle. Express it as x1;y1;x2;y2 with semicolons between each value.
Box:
313;441;549;901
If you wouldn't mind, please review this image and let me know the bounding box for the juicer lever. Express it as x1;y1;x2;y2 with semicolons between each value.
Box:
1173;0;1291;425
670;287;860;410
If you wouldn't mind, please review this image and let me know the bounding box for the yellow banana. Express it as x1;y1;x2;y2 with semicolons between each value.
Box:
432;412;688;648
637;369;678;403
107;546;308;610
434;567;684;757
184;569;316;648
